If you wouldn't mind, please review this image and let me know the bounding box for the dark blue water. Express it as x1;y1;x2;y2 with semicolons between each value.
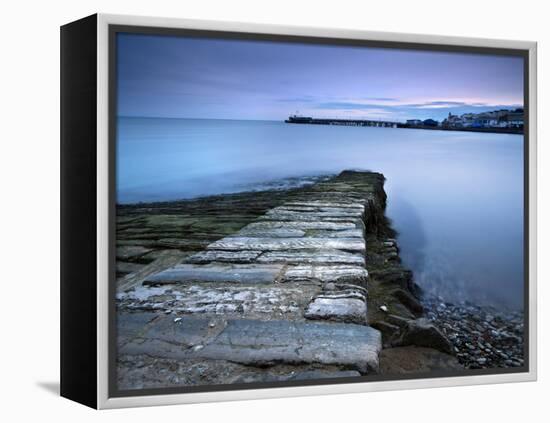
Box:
117;117;524;309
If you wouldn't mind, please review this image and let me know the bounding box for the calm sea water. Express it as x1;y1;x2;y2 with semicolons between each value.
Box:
117;117;524;309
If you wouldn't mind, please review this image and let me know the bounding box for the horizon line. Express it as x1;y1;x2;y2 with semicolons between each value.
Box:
118;105;524;124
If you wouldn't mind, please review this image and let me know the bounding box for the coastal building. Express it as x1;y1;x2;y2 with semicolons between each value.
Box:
422;119;439;127
442;109;523;130
406;119;423;126
472;113;498;128
504;112;524;128
442;113;463;128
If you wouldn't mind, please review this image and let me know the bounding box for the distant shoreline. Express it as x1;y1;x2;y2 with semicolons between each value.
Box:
285;118;523;135
396;125;523;135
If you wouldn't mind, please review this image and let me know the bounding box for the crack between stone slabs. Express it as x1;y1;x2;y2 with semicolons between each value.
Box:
117;313;165;348
274;263;290;284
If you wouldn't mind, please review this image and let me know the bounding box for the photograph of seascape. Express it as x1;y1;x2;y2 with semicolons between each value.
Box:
113;31;526;392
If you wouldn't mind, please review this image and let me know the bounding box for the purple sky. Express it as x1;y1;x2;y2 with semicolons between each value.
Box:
117;33;524;122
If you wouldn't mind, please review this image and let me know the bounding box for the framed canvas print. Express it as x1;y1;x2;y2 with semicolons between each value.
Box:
60;13;537;409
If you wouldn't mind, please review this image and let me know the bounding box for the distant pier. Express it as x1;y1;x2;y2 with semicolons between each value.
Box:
284;115;523;134
285;115;399;128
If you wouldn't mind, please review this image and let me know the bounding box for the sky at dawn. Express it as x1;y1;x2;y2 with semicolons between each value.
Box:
117;33;524;122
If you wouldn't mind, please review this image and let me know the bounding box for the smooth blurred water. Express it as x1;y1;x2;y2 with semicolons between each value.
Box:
117;117;524;309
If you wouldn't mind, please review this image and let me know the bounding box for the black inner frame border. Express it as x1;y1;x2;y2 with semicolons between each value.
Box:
108;23;531;399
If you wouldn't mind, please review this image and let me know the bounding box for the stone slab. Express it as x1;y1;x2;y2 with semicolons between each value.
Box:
304;297;367;325
186;250;262;264
200;319;381;373
230;228;306;238
308;229;364;238
256;250;366;265
117;261;147;275
284;201;365;210
232;369;362;383
282;265;368;283
117;284;312;317
116;245;153;260
118;316;220;357
245;221;357;231
143;263;283;285
117;312;160;343
261;211;361;223
207;237;366;252
275;206;364;216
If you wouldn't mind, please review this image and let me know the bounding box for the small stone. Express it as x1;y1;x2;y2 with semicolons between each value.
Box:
380;305;388;313
173;317;182;323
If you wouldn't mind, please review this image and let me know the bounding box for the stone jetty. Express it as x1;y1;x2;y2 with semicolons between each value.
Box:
116;171;459;390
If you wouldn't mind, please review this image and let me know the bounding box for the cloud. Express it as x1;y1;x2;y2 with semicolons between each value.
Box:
316;100;466;111
406;101;469;108
316;101;395;110
361;97;399;102
400;100;523;109
276;96;318;103
315;99;521;111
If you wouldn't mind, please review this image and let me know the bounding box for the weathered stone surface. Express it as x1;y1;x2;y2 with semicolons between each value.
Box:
155;238;211;250
116;245;153;260
117;250;186;293
245;221;357;231
304;282;368;324
186;250;262;264
232;369;361;383
256;250;365;265
282;265;368;284
119;317;381;373
261;214;362;224
269;207;364;218
308;229;364;238
200;319;381;373
117;284;313;318
143;263;283;285
284;201;365;210
117;312;160;344
207;237;365;252
117;261;147;275
304;297;367;324
231;228;306;238
268;206;363;215
398;318;453;354
118;315;219;357
316;284;368;300
117;355;362;389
